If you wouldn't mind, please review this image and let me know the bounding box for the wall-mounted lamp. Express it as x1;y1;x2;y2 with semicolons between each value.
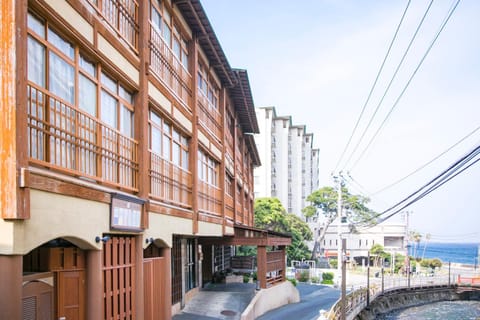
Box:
145;237;155;244
95;235;110;243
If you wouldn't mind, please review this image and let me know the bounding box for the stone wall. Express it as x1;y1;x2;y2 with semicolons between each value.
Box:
355;287;480;320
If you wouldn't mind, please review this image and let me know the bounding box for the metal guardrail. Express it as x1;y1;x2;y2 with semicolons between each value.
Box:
323;274;460;320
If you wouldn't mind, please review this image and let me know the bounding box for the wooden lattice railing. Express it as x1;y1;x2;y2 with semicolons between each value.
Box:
149;152;192;207
89;0;139;51
149;25;192;107
27;83;138;191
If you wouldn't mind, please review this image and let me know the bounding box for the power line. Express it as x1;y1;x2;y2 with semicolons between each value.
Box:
332;0;412;174
355;142;480;228
349;0;462;171
341;0;434;171
373;124;480;195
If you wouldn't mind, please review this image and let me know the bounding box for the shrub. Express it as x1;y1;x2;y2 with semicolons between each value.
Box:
288;278;297;286
243;274;251;283
329;259;338;269
321;279;334;285
311;276;320;284
298;270;310;282
252;271;257;281
322;272;334;281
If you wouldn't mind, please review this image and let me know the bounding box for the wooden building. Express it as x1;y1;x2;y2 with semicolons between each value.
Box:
0;0;291;319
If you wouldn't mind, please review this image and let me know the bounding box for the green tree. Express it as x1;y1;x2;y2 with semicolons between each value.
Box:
303;186;377;259
370;244;387;267
254;198;312;264
409;231;422;259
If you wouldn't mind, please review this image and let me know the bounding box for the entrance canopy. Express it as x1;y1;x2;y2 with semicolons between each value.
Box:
198;224;291;247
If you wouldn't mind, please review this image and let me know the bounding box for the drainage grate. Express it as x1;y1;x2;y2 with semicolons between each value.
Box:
220;310;237;316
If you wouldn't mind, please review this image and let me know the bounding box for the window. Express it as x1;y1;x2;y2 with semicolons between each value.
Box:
197;62;218;110
151;0;188;69
149;110;189;170
26;12;138;188
198;150;219;187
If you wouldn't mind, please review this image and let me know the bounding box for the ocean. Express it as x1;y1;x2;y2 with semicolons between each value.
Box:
411;242;479;265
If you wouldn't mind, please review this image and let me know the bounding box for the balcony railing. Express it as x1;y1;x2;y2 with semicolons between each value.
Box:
149;25;192;108
198;181;222;216
197;97;222;141
27;83;138;190
149;152;192;208
89;0;139;51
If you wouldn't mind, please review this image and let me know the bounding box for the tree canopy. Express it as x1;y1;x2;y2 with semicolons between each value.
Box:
303;185;377;259
254;197;312;263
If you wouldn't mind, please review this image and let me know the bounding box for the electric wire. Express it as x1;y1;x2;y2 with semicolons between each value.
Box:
349;0;462;171
341;0;434;171
373;124;480;195
332;0;412;174
377;150;480;224
355;142;480;228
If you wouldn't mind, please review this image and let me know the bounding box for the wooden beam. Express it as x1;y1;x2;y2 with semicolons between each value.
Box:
0;0;18;219
257;246;267;289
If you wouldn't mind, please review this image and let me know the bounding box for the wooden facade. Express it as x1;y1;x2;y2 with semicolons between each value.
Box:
0;0;289;319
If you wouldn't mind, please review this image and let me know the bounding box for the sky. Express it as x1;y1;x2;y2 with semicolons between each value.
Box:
200;0;480;243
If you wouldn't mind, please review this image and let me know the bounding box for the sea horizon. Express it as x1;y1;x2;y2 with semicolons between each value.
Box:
410;242;479;265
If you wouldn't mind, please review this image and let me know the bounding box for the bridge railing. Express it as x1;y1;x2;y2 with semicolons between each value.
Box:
323;274;457;320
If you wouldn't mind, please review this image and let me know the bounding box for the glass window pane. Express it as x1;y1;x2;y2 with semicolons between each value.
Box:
163;122;170;133
182;149;189;170
151;126;161;154
120;105;133;137
101;72;117;93
163;25;171;46
150;111;161;126
48;28;74;59
163;134;170;159
101;90;117;128
49;52;74;104
151;8;162;32
119;85;133;104
27;36;45;87
173;38;181;59
173;142;180;165
80;56;96;77
28;13;45;38
79;74;97;116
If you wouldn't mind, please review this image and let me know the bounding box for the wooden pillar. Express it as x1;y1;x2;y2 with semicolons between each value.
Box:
257;246;267;289
220;88;227;234
86;249;102;320
162;247;172;319
190;37;199;234
280;246;286;281
136;0;149;228
1;0;29;219
135;236;145;319
0;255;22;319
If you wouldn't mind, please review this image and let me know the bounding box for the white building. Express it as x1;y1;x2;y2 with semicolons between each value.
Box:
314;217;408;263
254;107;320;217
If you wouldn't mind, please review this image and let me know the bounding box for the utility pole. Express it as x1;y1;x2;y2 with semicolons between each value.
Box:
335;174;346;320
367;250;370;307
341;238;347;320
336;175;342;287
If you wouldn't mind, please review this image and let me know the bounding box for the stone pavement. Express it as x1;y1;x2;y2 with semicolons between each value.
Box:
172;283;256;320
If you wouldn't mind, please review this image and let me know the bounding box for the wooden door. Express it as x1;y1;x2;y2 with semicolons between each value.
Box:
57;270;85;320
22;280;54;320
144;258;166;320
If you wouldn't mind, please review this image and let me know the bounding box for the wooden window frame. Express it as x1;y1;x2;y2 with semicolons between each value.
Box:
26;11;138;190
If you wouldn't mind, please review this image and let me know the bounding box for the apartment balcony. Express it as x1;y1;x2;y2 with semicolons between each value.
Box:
27;83;138;191
89;0;139;51
149;25;192;109
198;181;222;216
149;152;192;208
197;96;222;141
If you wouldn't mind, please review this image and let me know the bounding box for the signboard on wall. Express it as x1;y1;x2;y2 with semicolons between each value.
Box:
110;194;144;231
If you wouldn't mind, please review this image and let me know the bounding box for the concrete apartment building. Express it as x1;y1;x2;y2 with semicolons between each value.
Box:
254;107;320;216
0;1;291;319
315;218;408;264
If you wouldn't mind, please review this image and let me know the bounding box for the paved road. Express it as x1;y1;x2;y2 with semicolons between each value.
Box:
257;284;340;320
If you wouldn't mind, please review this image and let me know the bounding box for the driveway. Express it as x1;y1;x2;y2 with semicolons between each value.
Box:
256;283;340;320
